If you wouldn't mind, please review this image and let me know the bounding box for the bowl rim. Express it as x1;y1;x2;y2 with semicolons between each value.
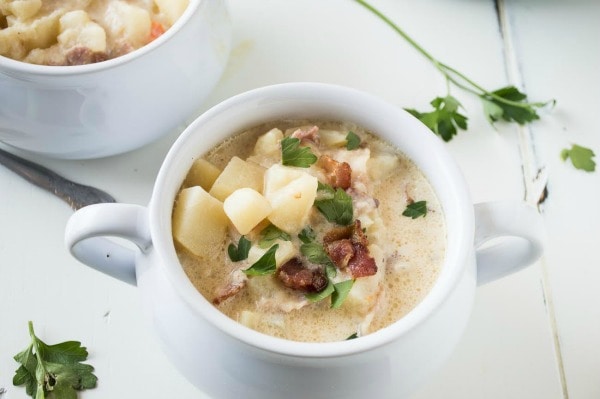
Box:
0;0;201;76
151;82;475;358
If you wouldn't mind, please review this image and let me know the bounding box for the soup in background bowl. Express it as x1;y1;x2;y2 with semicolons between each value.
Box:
65;83;544;399
0;0;230;159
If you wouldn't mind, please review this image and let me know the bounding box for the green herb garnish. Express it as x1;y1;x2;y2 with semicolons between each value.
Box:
305;282;335;303
314;182;353;226
346;332;359;340
258;224;291;248
13;321;97;399
561;144;596;172
298;226;316;244
405;96;467;142
228;236;251;261
345;131;361;150
331;280;355;309
281;136;317;167
402;201;427;219
244;244;279;276
300;242;334;267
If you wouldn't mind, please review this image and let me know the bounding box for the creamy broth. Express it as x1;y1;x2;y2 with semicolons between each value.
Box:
0;0;188;65
174;121;446;342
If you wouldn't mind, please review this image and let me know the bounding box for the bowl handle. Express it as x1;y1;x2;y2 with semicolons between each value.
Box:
64;203;152;285
474;201;545;285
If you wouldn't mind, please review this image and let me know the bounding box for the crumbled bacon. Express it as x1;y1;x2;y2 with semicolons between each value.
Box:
213;270;247;305
66;47;108;65
324;220;377;278
318;155;352;189
276;258;328;293
291;125;320;144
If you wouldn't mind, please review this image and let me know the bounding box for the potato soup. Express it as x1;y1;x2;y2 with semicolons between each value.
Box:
0;0;188;65
172;121;446;342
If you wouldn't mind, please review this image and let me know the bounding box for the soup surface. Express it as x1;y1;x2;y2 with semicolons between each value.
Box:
0;0;188;65
173;121;446;342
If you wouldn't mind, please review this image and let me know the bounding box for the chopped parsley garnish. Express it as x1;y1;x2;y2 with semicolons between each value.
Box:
331;279;355;308
281;136;317;167
300;242;334;267
228;236;251;261
346;131;361;150
13;321;98;399
258;224;291;248
298;226;316;244
244;244;279;276
402;200;427;219
346;332;359;340
314;182;353;226
561;144;596;172
305;282;335;303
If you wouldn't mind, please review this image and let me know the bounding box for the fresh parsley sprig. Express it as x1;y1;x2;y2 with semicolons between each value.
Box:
281;137;317;167
228;236;251;261
244;244;279;276
13;321;97;399
314;182;354;226
353;0;596;172
258;224;291;248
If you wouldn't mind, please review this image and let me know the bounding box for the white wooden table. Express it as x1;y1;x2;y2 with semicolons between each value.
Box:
1;1;598;398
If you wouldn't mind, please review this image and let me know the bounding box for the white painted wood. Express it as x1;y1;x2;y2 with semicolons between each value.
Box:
1;0;596;397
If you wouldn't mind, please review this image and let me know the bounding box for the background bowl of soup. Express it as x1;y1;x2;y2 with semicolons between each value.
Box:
64;83;544;398
0;0;231;159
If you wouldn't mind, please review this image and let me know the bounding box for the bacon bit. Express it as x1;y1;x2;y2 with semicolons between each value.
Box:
318;155;352;189
276;258;328;293
291;125;320;144
213;271;247;305
65;47;108;65
324;220;377;278
150;20;166;41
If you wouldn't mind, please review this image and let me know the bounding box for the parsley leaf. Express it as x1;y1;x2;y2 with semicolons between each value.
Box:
298;226;316;244
314;182;354;225
331;280;355;309
402;200;427;219
346;332;359;340
244;244;279;276
561;144;596;172
228;236;251;261
405;96;468;142
13;321;97;399
346;131;361;150
258;224;291;248
481;86;547;125
301;242;334;267
305;282;335;303
281;137;317;167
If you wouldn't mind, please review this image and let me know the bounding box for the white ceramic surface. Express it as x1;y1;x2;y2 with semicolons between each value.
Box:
64;83;544;399
0;0;231;159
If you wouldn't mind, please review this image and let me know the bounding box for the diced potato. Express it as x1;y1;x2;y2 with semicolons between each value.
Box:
7;0;41;19
332;147;371;176
58;10;106;52
223;188;272;235
183;158;221;191
104;1;150;46
172;186;228;257
154;0;188;25
263;165;318;234
247;240;296;267
367;152;400;180
253;128;283;156
319;129;347;148
209;157;265;202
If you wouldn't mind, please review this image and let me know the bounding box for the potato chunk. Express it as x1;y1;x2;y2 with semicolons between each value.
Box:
319;129;347;148
172;186;228;257
253;128;283;156
104;0;151;46
223;188;272;235
209;157;265;201
367;152;400;180
183;158;221;191
154;0;188;25
263;164;318;234
58;10;106;52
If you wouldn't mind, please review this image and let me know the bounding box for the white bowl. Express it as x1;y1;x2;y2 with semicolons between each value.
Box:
0;0;231;159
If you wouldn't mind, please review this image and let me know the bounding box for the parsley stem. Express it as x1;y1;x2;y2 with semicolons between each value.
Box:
353;0;549;110
28;321;48;389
